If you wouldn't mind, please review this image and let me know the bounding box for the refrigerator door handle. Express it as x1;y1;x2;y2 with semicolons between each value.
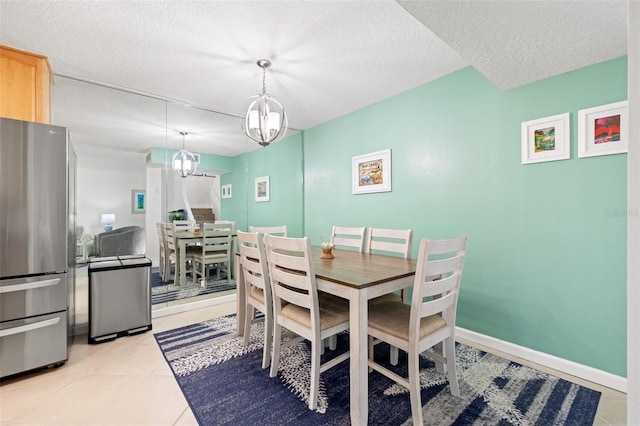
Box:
0;317;61;337
0;278;61;294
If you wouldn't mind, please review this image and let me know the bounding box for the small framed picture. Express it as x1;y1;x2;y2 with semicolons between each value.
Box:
521;113;570;164
352;149;392;194
131;189;146;214
255;176;270;202
578;100;628;158
221;184;232;199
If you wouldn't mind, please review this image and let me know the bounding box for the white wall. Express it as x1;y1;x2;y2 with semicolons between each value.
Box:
627;1;639;423
166;172;219;217
76;145;146;238
145;167;163;268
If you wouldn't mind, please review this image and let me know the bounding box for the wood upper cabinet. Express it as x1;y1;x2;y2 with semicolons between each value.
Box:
0;45;53;124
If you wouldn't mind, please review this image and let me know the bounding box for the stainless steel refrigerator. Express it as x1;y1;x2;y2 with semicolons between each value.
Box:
0;117;76;379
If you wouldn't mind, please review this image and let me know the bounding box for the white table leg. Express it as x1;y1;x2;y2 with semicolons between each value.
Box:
349;289;368;425
180;240;187;286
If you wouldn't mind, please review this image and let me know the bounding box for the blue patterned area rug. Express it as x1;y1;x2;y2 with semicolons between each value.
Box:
154;315;601;425
151;269;236;305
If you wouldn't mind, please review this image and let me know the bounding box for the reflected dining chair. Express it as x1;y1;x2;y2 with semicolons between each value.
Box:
156;223;170;281
367;235;467;425
249;225;287;237
330;226;366;252
264;234;350;410
214;220;235;232
169;221;199;284
191;222;233;285
173;219;198;232
237;230;273;369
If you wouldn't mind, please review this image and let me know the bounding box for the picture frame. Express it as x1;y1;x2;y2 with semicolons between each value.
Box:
131;189;146;213
221;184;232;199
521;113;570;164
577;100;628;158
255;176;270;202
352;149;392;194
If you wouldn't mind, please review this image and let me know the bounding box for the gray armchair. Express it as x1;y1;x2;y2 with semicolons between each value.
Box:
94;226;146;257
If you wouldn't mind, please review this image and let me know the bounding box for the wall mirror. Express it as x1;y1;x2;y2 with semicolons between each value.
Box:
52;75;251;332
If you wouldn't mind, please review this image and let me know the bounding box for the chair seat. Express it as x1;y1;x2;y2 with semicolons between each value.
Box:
249;288;265;304
280;299;349;331
368;301;447;341
192;251;227;261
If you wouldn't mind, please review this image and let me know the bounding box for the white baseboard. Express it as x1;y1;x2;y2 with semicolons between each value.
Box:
151;294;236;318
456;326;627;393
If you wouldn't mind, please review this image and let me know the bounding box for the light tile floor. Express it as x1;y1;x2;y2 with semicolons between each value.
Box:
1;300;627;425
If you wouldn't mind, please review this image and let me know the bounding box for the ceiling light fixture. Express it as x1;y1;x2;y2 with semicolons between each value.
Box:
172;131;197;178
243;59;288;147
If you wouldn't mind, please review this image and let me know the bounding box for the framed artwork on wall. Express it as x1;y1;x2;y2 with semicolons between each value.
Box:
352;149;392;194
221;184;232;199
131;189;146;213
255;176;270;202
577;100;628;158
521;113;570;164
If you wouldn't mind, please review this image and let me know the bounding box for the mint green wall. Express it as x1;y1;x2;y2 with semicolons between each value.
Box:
222;57;627;376
221;133;304;236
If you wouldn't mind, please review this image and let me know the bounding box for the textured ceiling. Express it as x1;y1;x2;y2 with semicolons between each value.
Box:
0;0;628;157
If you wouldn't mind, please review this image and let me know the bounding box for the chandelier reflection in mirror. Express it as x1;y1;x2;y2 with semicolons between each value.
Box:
172;131;197;178
243;59;288;147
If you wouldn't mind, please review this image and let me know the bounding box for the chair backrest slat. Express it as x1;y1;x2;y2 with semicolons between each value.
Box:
367;227;412;258
173;220;197;232
249;225;287;237
331;226;366;252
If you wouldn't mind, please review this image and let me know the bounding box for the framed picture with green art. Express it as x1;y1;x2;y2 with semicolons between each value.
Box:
521;113;570;164
131;189;146;213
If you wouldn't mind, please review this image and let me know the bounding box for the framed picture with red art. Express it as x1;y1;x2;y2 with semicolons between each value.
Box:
578;100;628;158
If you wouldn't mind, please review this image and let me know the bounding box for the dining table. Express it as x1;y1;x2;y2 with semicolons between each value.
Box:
173;230;203;286
235;246;417;425
174;230;236;286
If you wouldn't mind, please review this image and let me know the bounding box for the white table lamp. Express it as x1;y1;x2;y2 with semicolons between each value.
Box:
101;213;115;231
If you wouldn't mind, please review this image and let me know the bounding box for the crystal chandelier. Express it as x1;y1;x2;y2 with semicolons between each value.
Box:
172;131;197;178
243;59;288;147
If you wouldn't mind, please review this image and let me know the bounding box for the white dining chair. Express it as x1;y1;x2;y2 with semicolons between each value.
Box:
330;226;366;252
264;234;350;410
249;225;287;237
237;230;273;369
191;222;233;285
367;227;413;363
367;235;467;425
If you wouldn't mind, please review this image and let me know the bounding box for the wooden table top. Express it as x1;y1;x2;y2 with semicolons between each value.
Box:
311;246;416;290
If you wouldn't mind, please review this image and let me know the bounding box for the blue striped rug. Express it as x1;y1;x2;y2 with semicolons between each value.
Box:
154;315;601;425
151;269;236;305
